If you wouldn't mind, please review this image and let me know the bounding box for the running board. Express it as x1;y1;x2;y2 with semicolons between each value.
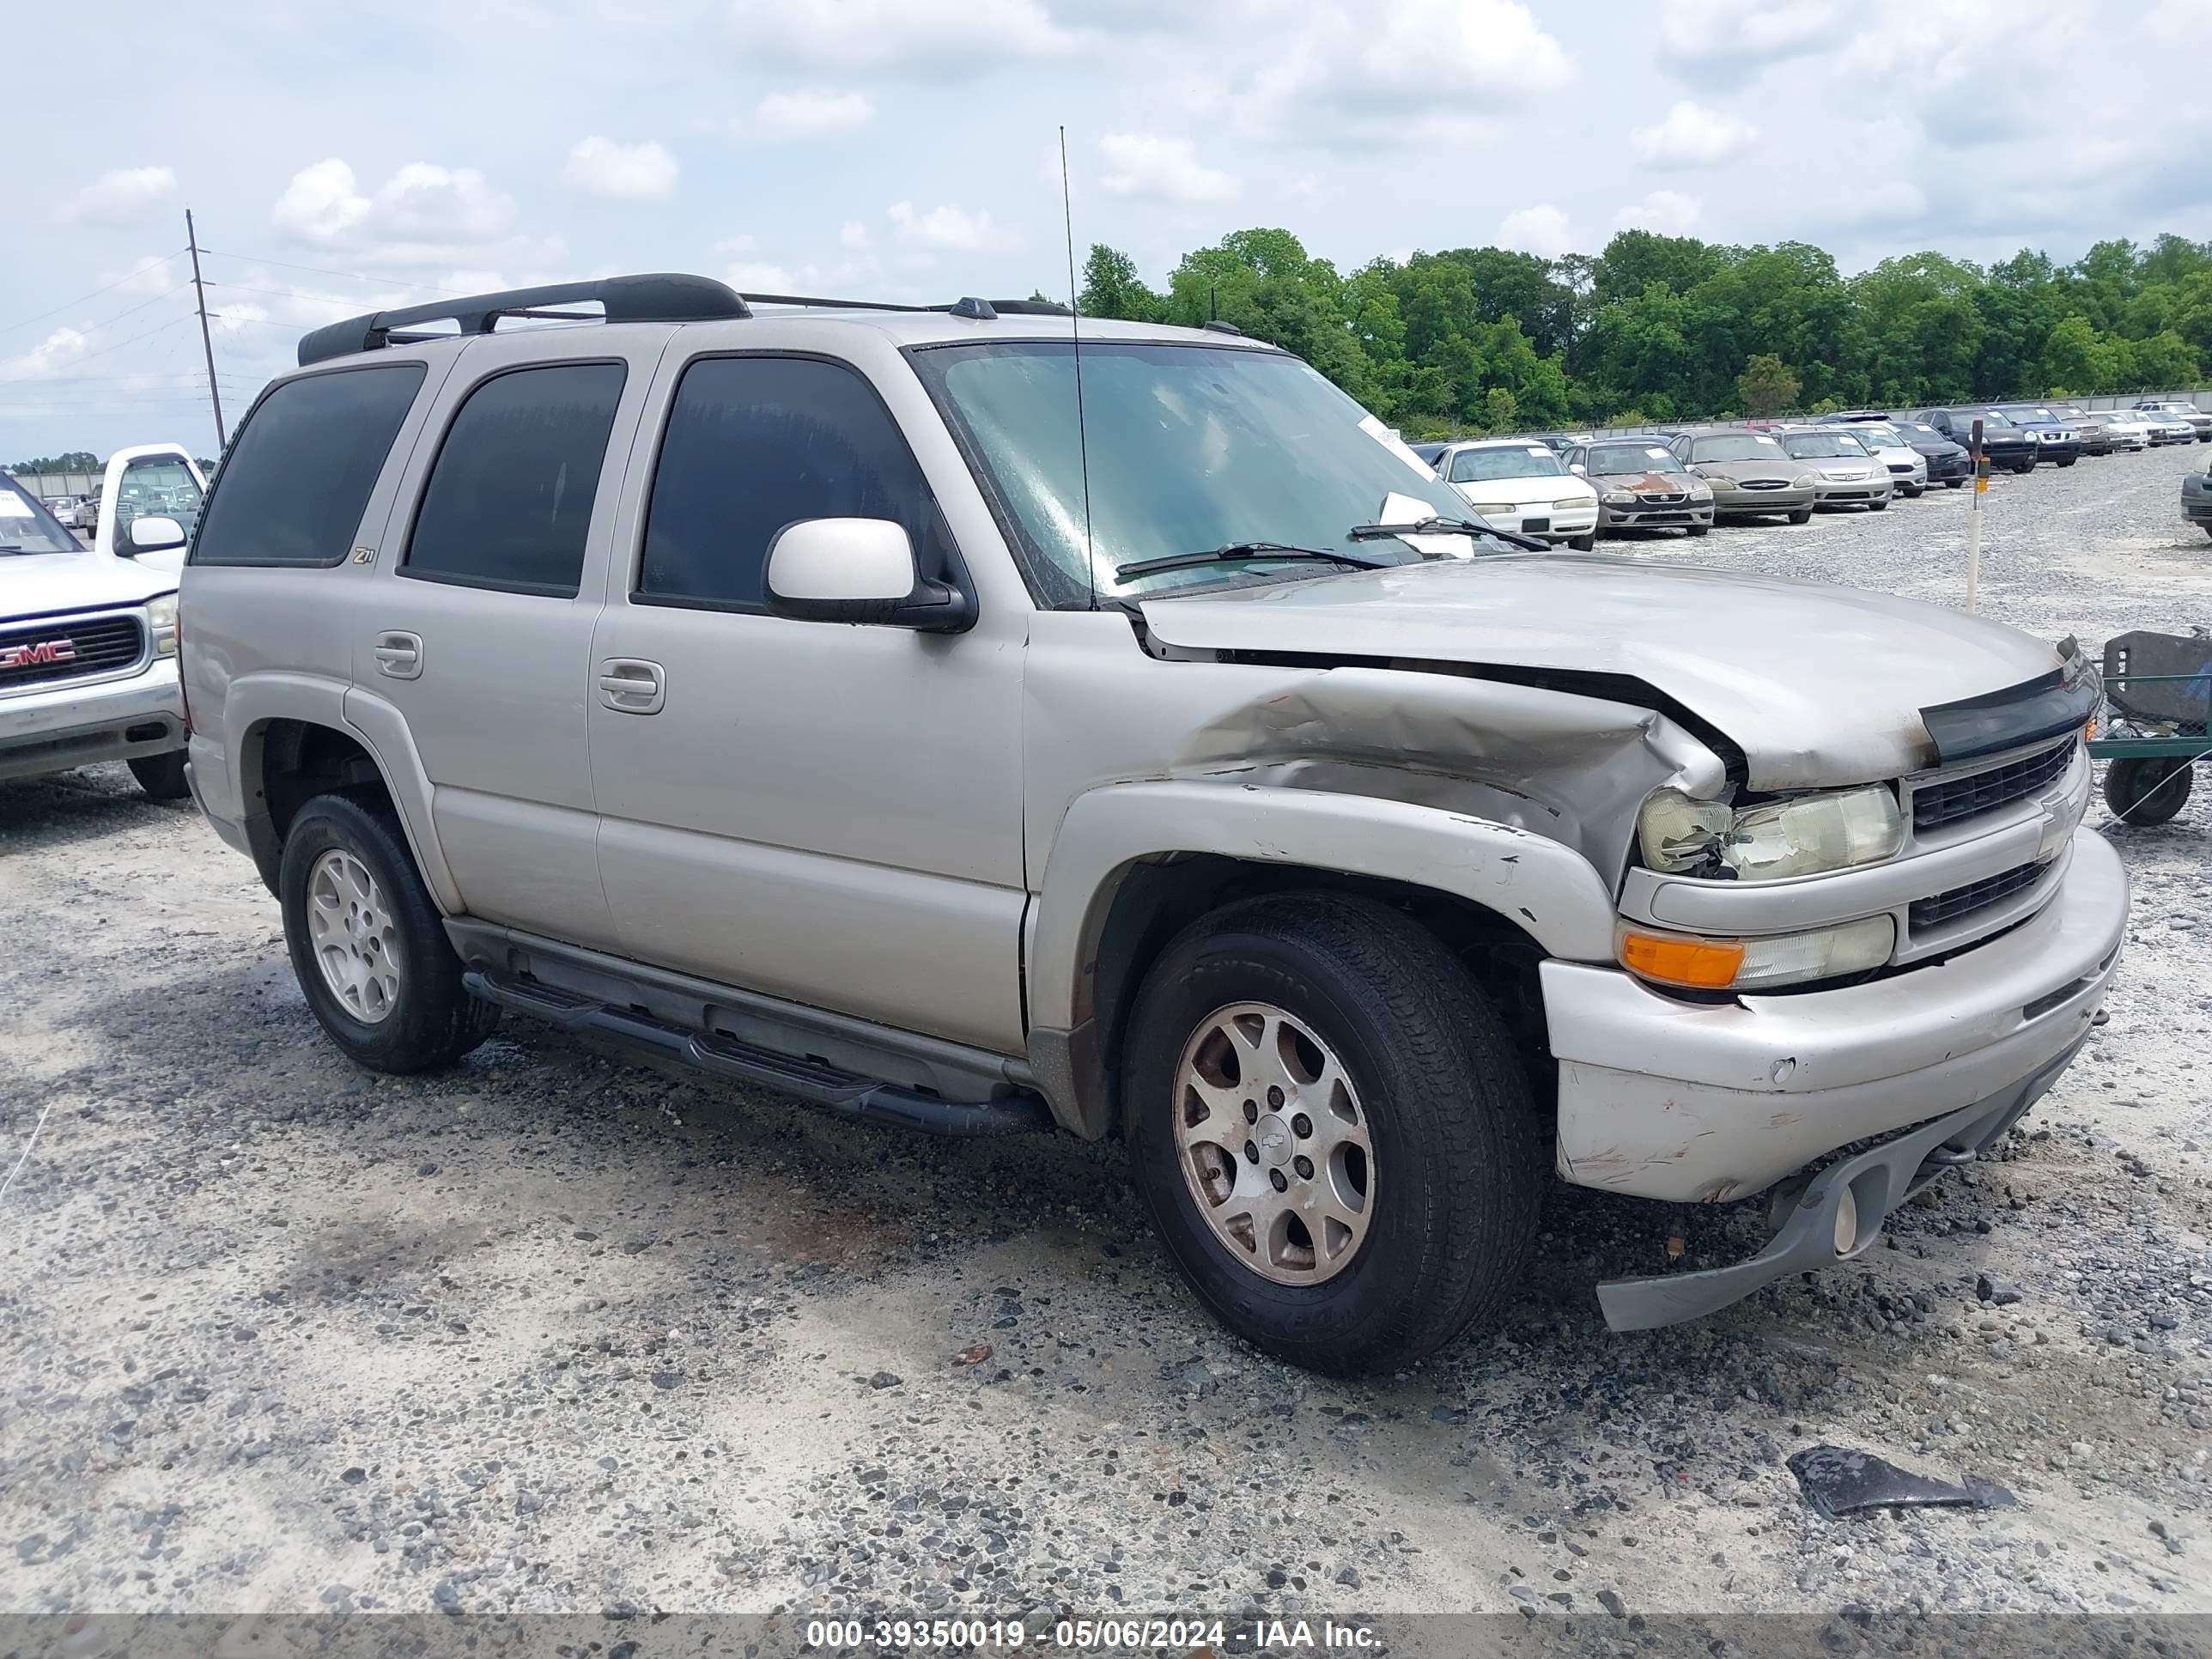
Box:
461;968;1052;1137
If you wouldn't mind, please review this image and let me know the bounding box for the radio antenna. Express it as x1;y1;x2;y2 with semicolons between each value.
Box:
1059;125;1097;610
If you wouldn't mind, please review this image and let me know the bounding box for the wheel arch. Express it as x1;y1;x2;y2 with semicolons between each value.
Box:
1024;781;1617;1140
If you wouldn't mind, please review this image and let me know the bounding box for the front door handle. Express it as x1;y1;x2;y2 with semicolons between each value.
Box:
374;631;422;680
598;657;665;714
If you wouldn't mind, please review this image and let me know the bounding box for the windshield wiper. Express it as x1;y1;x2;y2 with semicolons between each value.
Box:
1113;542;1389;582
1347;514;1551;554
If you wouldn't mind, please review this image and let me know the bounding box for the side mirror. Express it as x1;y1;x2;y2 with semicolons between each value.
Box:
764;517;975;633
1568;462;1586;475
125;515;186;555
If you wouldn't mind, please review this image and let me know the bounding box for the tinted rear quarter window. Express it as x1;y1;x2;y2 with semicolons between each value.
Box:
638;355;952;611
404;362;627;598
191;365;425;566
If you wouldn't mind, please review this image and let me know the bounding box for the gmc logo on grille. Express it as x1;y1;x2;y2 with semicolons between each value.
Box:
0;639;75;670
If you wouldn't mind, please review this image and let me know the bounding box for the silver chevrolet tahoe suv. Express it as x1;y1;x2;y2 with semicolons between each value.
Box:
180;275;2127;1376
2;472;191;797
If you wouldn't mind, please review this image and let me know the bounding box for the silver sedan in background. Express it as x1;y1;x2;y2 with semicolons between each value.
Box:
1667;430;1817;523
1777;428;1894;510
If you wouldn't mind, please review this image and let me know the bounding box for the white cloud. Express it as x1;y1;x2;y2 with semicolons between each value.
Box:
0;327;88;385
60;166;178;227
1237;0;1571;140
563;137;679;200
1616;189;1705;234
1632;100;1757;168
1657;0;1842;76
97;254;183;295
755;88;874;140
840;220;870;250
737;0;1074;77
1833;179;1929;225
270;159;535;268
1097;133;1238;205
1497;204;1574;258
888;200;1007;252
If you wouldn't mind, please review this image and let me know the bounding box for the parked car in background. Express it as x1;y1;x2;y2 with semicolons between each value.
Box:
2046;407;2117;456
1407;441;1449;467
0;472;190;797
2184;459;2212;539
1990;405;2081;467
178;272;2125;1371
1665;430;1816;523
1914;408;2039;474
1563;439;1715;535
45;494;85;523
2063;406;2149;453
2138;408;2199;446
1431;438;1600;549
1776;428;1893;510
1522;434;1577;454
1836;421;1927;497
1888;418;1972;488
64;490;101;531
2135;398;2212;442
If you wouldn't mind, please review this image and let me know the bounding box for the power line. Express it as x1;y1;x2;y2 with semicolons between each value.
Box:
0;251;186;340
196;248;460;295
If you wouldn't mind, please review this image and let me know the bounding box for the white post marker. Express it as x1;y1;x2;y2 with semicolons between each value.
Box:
1965;417;1985;614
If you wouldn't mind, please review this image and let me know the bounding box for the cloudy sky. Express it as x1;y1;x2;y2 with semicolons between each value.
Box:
7;0;2208;462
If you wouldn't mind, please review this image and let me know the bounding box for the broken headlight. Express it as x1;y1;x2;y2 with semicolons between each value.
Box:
1638;784;1902;881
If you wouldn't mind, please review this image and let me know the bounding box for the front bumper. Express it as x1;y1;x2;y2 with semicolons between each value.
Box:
1478;502;1599;540
1712;483;1814;517
1599;500;1715;530
0;661;185;782
1811;477;1893;507
1545;824;2126;1205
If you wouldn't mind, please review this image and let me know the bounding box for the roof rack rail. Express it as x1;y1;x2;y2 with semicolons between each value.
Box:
296;273;748;367
737;292;1072;319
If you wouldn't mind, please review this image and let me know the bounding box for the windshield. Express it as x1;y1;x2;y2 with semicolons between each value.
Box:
914;341;1476;604
1976;410;2019;428
1448;444;1566;483
0;477;82;556
1583;443;1680;477
1847;423;1902;447
1780;431;1869;459
1688;434;1785;462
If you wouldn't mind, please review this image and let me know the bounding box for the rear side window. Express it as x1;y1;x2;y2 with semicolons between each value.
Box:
404;362;626;597
637;355;952;611
191;365;424;566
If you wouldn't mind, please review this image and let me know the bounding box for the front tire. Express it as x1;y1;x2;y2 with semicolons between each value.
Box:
278;793;498;1073
1569;532;1595;551
1122;893;1540;1376
2105;757;2193;827
1904;484;1924;498
1870;499;1888;512
1686;524;1711;538
1787;507;1814;524
129;752;191;801
2056;455;2077;468
1945;478;1965;489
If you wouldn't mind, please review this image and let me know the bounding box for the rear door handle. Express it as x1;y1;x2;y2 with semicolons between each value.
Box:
598;657;665;714
374;631;422;679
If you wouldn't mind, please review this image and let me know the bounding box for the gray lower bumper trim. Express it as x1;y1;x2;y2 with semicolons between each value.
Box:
1595;1041;2082;1332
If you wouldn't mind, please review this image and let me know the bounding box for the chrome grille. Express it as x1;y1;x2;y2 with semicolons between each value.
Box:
0;613;145;693
1911;859;2050;931
1912;741;2073;833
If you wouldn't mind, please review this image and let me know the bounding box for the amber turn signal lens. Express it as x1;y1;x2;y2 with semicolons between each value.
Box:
1619;931;1747;988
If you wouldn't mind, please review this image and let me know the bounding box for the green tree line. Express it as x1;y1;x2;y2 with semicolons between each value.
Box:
1079;228;2212;436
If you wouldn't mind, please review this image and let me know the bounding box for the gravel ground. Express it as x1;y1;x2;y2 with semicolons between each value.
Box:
4;441;2212;1637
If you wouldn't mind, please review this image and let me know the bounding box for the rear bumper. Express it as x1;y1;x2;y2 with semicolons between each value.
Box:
0;664;185;781
1544;826;2127;1204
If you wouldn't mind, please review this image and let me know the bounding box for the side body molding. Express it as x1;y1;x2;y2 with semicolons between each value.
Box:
1024;781;1619;1138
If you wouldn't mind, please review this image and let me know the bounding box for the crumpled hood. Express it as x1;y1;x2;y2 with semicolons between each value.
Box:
1139;554;2065;789
2;550;175;624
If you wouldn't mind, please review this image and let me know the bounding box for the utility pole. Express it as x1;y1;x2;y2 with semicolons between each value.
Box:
185;209;226;451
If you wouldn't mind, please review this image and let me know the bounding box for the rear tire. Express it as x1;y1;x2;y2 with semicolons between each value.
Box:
129;752;191;801
1122;893;1541;1376
2106;758;2193;827
278;793;499;1073
1787;507;1814;524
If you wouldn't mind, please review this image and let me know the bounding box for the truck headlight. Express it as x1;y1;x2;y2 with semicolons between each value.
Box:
1618;915;1896;991
146;592;179;657
1637;784;1903;880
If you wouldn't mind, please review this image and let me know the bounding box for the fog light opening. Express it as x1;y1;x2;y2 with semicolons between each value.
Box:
1832;1187;1859;1257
